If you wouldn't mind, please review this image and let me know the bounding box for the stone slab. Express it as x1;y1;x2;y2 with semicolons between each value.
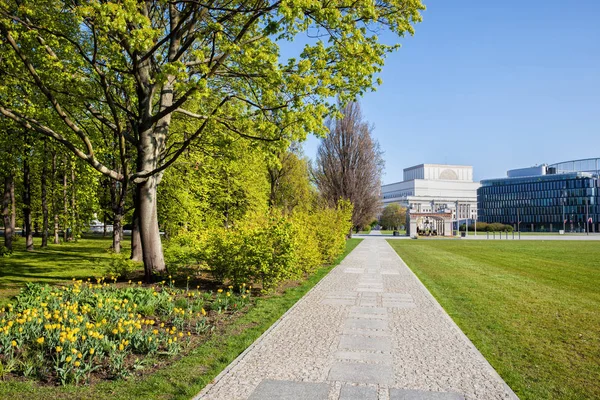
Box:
343;268;365;274
389;388;465;400
328;362;394;385
335;350;393;364
322;298;356;306
348;313;389;320
350;306;387;315
344;318;388;331
384;301;416;309
247;380;329;400
342;328;391;337
339;385;378;400
339;335;392;352
357;287;384;293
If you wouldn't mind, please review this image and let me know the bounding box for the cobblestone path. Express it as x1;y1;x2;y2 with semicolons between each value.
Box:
197;239;517;400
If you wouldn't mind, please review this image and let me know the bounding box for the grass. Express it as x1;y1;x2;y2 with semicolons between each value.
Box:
0;236;123;307
387;240;600;400
0;238;362;399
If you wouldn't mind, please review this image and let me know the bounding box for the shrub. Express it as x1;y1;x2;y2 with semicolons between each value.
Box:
104;252;143;279
207;201;353;290
208;216;298;290
0;246;12;257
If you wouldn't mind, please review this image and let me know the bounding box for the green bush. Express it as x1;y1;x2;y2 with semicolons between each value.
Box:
206;200;353;290
207;216;297;289
461;222;513;232
0;246;12;257
104;252;143;279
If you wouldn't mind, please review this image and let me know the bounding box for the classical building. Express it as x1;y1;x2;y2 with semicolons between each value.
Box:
478;158;600;232
381;164;480;223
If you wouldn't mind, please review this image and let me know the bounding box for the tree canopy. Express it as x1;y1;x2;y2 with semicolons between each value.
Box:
0;0;424;277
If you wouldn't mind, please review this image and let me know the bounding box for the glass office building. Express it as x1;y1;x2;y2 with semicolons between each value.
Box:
478;159;600;232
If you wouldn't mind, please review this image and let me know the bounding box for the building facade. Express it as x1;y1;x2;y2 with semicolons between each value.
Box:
478;159;600;232
381;164;480;222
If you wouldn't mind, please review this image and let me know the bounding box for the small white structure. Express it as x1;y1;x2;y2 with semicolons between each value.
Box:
381;164;480;223
406;210;453;237
88;219;113;234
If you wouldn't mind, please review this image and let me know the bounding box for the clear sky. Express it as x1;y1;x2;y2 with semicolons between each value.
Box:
300;0;600;184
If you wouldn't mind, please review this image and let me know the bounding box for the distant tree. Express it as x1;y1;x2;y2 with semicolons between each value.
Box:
380;203;406;230
267;144;312;213
313;101;384;231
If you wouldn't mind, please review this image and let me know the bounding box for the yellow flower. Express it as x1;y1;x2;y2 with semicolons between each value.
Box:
138;281;142;285
89;348;95;355
72;348;78;354
228;285;233;289
56;346;62;352
118;344;124;351
36;337;45;344
11;340;17;347
66;356;72;362
226;292;231;297
168;339;172;344
217;289;223;293
77;353;83;359
74;361;81;367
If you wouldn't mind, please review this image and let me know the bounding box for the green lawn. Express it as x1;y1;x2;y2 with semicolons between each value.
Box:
0;236;122;306
388;240;600;400
0;237;361;399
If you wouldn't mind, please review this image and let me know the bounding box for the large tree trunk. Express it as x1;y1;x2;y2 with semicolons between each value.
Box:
130;188;143;261
41;141;49;247
70;166;76;240
52;153;60;244
113;212;122;254
103;212;108;237
2;175;13;250
23;155;33;251
63;162;68;242
110;180;124;253
138;176;165;281
10;174;15;239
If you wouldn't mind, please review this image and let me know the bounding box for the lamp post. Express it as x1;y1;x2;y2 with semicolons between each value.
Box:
585;198;589;235
455;200;459;236
562;189;567;232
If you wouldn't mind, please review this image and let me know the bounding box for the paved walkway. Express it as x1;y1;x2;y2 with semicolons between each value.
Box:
196;240;517;400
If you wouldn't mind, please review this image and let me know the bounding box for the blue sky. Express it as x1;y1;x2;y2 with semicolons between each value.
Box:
299;0;600;184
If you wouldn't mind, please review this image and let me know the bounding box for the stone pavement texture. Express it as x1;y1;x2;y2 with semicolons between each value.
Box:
196;239;518;400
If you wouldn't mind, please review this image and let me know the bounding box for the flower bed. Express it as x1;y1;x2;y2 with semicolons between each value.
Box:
0;278;250;385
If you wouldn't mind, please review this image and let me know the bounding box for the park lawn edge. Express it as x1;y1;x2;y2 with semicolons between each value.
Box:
0;238;362;400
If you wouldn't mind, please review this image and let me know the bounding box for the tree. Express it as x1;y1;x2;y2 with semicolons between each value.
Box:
267;144;312;213
380;203;406;230
313;101;384;231
0;0;424;278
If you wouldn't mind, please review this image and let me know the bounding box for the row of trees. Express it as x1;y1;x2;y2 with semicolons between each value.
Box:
0;0;424;279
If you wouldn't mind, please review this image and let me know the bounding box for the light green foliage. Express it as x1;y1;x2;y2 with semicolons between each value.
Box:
312;199;353;263
158;134;270;237
380;203;406;230
206;202;352;290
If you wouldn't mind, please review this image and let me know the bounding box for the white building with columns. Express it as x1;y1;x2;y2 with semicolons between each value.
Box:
381;164;480;222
